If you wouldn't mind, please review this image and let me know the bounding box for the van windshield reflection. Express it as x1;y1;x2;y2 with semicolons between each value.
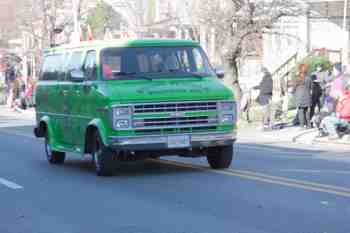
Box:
101;46;215;80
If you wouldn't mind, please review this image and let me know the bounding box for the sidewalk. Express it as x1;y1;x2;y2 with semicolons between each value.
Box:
0;105;36;127
238;121;350;146
239;122;312;143
1;104;349;146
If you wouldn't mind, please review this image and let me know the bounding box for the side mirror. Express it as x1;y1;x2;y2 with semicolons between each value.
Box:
85;65;97;80
215;67;225;79
70;69;85;82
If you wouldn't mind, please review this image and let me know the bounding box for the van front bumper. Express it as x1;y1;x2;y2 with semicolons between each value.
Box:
108;132;236;151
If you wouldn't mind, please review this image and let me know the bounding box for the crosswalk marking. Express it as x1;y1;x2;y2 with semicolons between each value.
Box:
0;177;23;190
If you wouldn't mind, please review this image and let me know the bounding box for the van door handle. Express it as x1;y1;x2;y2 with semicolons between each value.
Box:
60;90;68;96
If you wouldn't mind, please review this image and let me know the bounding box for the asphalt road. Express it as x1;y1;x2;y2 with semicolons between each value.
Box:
0;124;350;233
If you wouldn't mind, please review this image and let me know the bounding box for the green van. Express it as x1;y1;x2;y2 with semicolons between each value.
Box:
34;39;237;176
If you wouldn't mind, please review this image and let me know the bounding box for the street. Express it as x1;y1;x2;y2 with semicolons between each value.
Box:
1;122;350;233
1;0;350;232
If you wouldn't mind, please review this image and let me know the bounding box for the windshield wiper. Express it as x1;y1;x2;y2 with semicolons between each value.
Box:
113;72;153;81
168;69;204;79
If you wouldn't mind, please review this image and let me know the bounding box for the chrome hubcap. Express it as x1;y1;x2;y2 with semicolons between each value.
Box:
93;143;102;170
45;140;52;160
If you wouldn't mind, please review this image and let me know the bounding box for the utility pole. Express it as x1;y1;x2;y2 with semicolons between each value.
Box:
343;0;349;66
306;10;311;53
72;0;81;43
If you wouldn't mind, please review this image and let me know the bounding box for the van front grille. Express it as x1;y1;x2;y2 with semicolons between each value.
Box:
133;116;218;128
133;101;218;113
130;101;220;134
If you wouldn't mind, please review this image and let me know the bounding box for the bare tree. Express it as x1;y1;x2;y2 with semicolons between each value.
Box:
168;0;201;41
102;0;149;37
20;0;64;48
196;0;306;100
18;0;86;75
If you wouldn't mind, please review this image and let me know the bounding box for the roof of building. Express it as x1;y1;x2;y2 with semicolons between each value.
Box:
45;39;200;53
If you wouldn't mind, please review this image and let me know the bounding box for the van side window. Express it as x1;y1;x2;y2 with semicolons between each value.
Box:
84;51;97;81
67;51;83;80
59;53;69;81
41;54;63;81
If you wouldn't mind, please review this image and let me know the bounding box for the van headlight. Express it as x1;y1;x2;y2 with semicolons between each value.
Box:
220;114;234;123
115;119;130;129
218;101;234;111
112;106;132;129
113;106;132;117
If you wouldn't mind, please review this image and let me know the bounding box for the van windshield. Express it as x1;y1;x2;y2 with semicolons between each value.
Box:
101;46;215;80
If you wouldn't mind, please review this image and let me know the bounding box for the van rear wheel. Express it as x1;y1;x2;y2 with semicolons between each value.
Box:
45;134;65;164
92;132;116;176
207;145;233;169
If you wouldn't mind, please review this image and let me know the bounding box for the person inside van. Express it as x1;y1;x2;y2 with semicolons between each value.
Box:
103;64;113;79
150;53;165;72
102;52;123;79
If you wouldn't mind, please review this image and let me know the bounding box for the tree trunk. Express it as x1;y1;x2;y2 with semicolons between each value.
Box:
227;57;242;103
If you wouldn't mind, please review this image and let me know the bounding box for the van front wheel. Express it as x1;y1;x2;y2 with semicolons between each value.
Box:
207;145;233;169
45;136;65;164
92;132;116;176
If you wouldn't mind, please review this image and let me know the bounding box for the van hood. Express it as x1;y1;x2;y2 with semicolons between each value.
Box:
104;77;234;103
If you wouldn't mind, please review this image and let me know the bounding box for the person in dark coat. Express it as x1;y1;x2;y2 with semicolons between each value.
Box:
254;67;273;129
310;74;322;120
5;67;16;105
5;67;16;84
294;64;312;129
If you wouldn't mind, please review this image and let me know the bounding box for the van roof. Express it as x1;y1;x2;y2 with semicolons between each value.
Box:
45;39;200;53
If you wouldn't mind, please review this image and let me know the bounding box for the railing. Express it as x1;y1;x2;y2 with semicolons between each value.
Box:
254;48;339;123
271;48;341;99
271;52;298;98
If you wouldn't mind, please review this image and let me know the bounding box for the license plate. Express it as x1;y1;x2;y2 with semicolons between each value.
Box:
167;135;190;148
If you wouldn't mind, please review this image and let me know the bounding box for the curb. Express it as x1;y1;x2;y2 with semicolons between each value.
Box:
313;138;350;146
292;129;318;143
292;128;350;146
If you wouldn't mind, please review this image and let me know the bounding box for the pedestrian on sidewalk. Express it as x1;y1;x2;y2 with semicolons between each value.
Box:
5;67;15;107
321;71;335;113
316;64;329;107
24;77;35;107
310;73;322;120
293;63;312;129
254;67;273;130
329;63;345;110
12;77;20;106
240;83;252;123
320;74;350;139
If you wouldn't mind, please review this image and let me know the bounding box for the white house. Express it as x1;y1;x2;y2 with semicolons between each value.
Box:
263;0;348;73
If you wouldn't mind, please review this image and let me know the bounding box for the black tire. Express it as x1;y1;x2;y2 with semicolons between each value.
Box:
92;131;116;176
45;135;65;164
207;145;233;169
